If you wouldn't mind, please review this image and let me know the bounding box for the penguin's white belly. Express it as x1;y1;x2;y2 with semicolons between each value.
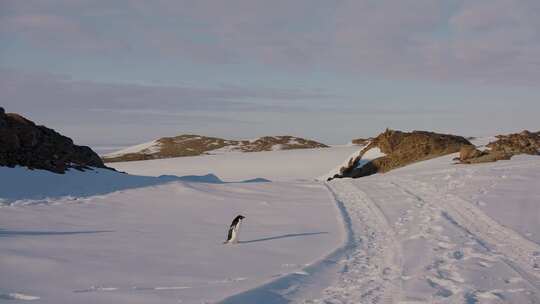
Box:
229;225;241;243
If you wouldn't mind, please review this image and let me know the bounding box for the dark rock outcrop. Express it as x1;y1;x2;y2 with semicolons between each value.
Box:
457;130;539;164
0;107;108;173
329;129;471;180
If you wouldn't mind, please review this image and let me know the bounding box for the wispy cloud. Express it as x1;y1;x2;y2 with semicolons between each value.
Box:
0;68;338;144
0;69;333;114
1;0;539;85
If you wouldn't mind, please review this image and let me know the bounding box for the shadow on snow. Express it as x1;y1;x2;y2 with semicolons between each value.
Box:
0;229;114;237
0;167;270;204
239;232;328;244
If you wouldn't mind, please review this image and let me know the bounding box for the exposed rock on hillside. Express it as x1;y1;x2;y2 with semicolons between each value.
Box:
458;130;539;164
0;107;107;173
351;137;372;146
329;129;471;180
103;135;328;163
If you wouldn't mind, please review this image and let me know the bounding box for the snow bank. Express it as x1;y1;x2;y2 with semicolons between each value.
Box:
318;145;386;181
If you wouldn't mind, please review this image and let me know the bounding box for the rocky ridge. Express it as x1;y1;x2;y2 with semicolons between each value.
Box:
103;135;328;163
458;130;540;164
0;107;107;173
330;129;471;180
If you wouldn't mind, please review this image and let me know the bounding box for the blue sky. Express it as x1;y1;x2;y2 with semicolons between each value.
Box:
1;0;539;148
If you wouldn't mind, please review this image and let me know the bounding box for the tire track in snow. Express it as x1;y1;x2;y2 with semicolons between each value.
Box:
308;179;402;304
392;178;540;291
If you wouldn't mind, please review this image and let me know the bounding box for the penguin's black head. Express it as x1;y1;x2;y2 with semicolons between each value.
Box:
236;215;245;220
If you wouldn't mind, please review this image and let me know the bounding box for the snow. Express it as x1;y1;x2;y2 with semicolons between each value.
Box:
0;166;228;204
1;143;539;303
0;147;353;304
355;147;386;168
318;144;386;180
103;140;161;157
109;146;360;182
294;154;540;303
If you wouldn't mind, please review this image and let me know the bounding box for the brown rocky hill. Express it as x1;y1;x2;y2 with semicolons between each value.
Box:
458;130;540;164
329;129;471;180
0;107;107;173
103;135;328;163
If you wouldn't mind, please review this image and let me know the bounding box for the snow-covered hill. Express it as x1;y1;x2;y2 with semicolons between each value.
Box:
102;135;328;163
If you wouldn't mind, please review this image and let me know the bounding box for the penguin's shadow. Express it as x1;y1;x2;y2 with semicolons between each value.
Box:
239;232;328;244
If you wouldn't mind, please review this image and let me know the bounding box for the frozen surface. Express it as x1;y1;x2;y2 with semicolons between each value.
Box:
1;144;539;304
109;146;359;182
302;154;540;304
0;148;348;304
0;179;343;304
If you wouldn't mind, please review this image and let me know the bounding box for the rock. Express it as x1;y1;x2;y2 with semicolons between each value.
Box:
351;137;372;146
487;130;540;155
331;129;471;179
459;145;485;161
103;135;328;163
457;130;539;165
0;108;108;174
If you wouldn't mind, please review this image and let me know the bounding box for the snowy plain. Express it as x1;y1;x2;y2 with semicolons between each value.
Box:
0;146;358;304
1;143;539;303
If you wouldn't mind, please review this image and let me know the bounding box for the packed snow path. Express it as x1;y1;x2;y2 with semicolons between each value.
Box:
307;156;540;304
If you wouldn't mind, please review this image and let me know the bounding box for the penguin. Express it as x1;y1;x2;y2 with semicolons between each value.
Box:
224;215;245;244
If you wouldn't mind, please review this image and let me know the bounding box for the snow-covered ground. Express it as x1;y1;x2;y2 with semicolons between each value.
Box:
1;143;539;303
0;146;356;304
306;154;540;304
110;145;360;182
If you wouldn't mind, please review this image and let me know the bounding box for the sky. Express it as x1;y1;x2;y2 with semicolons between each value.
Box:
1;0;539;150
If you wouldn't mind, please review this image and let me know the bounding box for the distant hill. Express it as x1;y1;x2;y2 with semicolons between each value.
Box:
102;135;329;163
0;107;108;173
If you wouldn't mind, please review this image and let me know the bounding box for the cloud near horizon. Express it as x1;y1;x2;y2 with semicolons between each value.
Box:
1;0;539;85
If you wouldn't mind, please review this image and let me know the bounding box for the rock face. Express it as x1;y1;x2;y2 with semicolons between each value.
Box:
0;107;107;173
351;137;372;146
103;135;328;163
458;130;539;164
330;129;471;180
487;130;540;155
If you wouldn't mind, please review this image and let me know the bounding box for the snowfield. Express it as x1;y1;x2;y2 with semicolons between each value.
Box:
0;146;356;304
1;144;539;303
312;154;540;304
110;145;360;181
